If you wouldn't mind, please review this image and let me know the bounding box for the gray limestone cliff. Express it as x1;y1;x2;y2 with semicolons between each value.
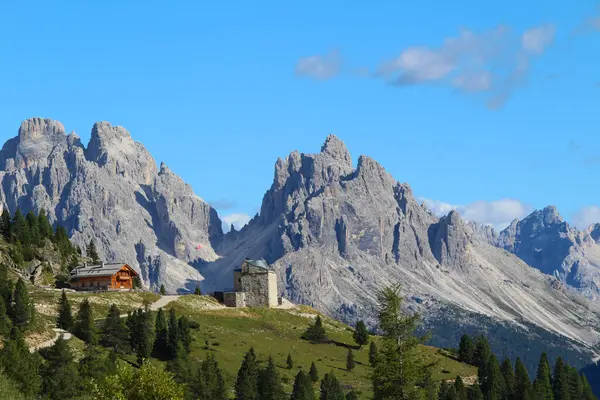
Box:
0;118;222;292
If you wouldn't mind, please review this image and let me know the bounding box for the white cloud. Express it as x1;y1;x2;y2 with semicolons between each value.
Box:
375;24;554;108
379;47;455;84
418;197;532;231
452;71;493;92
221;213;251;232
521;25;556;54
295;50;341;80
572;206;600;230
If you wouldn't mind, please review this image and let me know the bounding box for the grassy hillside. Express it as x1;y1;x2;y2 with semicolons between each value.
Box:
24;291;476;398
158;295;477;398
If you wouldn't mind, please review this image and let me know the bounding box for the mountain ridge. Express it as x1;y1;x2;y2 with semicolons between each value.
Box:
2;118;599;371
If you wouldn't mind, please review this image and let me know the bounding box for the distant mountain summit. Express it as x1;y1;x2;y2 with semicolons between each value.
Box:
0;117;222;292
474;205;600;298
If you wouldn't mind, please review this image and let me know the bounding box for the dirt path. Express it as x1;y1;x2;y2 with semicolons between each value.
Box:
149;295;180;311
30;294;181;352
30;328;72;353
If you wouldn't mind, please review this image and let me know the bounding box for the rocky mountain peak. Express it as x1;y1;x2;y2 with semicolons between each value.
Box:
18;117;66;142
5;117;70;169
320;134;352;167
86;122;135;162
540;205;564;224
85;121;157;184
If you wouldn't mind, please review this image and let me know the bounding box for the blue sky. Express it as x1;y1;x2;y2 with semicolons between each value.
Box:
0;1;599;231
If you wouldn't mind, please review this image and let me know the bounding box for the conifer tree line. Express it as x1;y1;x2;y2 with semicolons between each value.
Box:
455;333;596;400
0;207;80;268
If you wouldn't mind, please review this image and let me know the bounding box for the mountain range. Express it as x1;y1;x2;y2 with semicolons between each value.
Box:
1;118;599;371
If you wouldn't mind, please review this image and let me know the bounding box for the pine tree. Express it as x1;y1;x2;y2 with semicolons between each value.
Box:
501;357;515;400
166;341;193;385
480;354;505;399
37;208;53;240
0;209;11;239
446;386;458;400
11;208;29;245
439;381;451;400
458;334;475;364
235;347;260;400
53;225;74;257
136;309;155;365
303;315;327;342
0;263;13;307
86;239;100;263
454;376;468;400
0;297;12;336
533;353;553;400
566;366;582;400
178;315;192;353
194;353;227;400
154;307;169;357
371;286;432;400
581;374;596;400
26;211;40;246
133;276;142;289
346;348;355;371
257;355;286;400
10;240;24;267
287;353;294;369
369;340;378;367
160;284;167;295
40;334;81;399
310;361;320;383
468;385;484;400
291;371;315;400
126;310;137;350
11;278;32;327
353;320;369;349
320;372;345;400
0;327;42;397
79;343;113;385
423;373;438;400
56;289;73;330
473;335;492;369
101;304;128;352
74;298;98;344
346;391;359;400
194;285;202;295
167;308;180;358
552;358;570;400
514;357;532;400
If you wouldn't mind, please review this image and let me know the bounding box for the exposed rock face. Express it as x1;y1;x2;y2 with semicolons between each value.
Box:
201;135;600;360
490;206;600;298
0;118;222;292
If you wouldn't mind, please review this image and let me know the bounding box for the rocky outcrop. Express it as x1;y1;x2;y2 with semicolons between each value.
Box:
0;118;223;292
201;135;600;358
